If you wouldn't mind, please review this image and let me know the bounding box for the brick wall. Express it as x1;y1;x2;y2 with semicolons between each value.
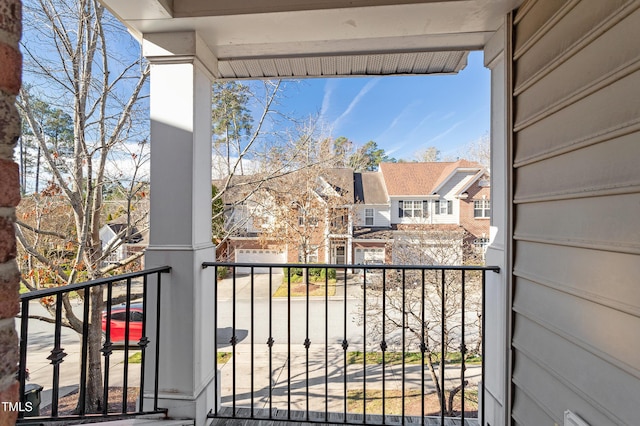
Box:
0;0;21;425
459;180;490;240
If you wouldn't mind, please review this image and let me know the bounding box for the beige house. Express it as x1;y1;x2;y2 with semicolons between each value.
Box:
216;168;355;267
5;1;638;425
353;160;491;264
218;162;488;267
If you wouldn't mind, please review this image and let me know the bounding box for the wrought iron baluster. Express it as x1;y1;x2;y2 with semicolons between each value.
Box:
461;270;466;424
102;283;114;416
48;293;67;418
305;267;310;421
268;267;274;418
18;299;29;420
342;267;349;423
421;268;425;426
287;268;291;420
139;274;149;413
154;271;163;412
231;269;237;414
78;291;90;416
440;269;446;426
122;277;132;413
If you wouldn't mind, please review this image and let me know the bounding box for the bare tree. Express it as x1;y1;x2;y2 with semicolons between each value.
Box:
212;117;347;250
254;141;353;265
357;227;483;416
414;146;441;162
16;0;150;413
456;133;490;168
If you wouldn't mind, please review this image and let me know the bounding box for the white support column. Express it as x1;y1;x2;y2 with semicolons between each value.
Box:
142;32;218;425
483;17;512;426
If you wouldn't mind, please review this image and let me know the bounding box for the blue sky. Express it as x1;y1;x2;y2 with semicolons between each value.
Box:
275;51;490;161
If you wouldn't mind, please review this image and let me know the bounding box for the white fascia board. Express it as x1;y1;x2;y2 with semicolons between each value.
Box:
431;167;480;195
455;169;487;197
352;238;392;243
389;195;439;199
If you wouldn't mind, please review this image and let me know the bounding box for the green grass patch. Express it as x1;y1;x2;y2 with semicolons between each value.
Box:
346;351;482;365
128;351;232;365
274;277;337;297
128;352;142;363
217;352;232;364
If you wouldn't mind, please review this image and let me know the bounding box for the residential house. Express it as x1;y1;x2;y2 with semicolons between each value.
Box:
219;162;488;268
353;160;491;264
216;168;354;271
353;171;392;263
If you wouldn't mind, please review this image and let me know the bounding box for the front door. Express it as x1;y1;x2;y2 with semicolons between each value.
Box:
331;242;346;264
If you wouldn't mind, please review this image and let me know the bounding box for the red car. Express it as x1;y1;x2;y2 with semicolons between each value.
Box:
101;303;143;344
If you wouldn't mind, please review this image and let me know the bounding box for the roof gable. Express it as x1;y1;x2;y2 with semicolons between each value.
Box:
379;160;482;196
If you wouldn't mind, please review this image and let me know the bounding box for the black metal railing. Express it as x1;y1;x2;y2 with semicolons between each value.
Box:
204;262;499;426
17;266;171;423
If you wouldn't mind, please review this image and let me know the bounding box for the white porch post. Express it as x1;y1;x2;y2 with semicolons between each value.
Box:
483;17;512;426
142;32;218;425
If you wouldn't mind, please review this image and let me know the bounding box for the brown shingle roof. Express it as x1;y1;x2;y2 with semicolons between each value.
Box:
354;172;388;204
379;160;481;196
214;168;355;204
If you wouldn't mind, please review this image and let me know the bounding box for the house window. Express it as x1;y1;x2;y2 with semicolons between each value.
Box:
400;200;424;218
365;208;374;226
435;199;453;215
474;200;491;218
298;247;318;263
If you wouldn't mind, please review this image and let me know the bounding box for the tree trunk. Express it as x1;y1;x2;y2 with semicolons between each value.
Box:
78;286;105;413
35;146;41;193
425;355;444;414
447;380;468;416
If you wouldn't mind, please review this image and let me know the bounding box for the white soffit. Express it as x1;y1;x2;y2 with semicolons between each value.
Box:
101;0;523;78
218;51;468;79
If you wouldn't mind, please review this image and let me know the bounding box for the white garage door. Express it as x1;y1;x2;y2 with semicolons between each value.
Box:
354;248;385;265
235;249;285;274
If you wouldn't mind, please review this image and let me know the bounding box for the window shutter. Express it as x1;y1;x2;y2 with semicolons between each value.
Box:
447;200;453;214
435;200;440;214
423;200;428;217
398;200;404;217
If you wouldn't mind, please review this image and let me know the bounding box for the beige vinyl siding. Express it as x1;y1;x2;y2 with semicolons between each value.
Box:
511;0;640;425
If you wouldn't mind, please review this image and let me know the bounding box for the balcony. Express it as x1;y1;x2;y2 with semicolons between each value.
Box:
16;262;498;426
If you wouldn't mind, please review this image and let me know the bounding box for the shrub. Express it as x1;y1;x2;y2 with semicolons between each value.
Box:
284;267;303;277
284;265;336;281
217;267;228;280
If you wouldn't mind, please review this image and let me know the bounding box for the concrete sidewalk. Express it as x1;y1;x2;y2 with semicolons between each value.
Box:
217;344;481;414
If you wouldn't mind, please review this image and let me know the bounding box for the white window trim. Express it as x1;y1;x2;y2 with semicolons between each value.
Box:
364;208;374;226
474;199;491;218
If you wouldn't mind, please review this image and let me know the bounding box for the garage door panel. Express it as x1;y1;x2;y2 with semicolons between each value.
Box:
235;249;285;273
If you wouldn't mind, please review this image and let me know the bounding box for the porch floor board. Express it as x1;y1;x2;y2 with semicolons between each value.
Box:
209;407;478;426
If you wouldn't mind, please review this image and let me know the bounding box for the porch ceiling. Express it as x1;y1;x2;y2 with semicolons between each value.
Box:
100;0;522;78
